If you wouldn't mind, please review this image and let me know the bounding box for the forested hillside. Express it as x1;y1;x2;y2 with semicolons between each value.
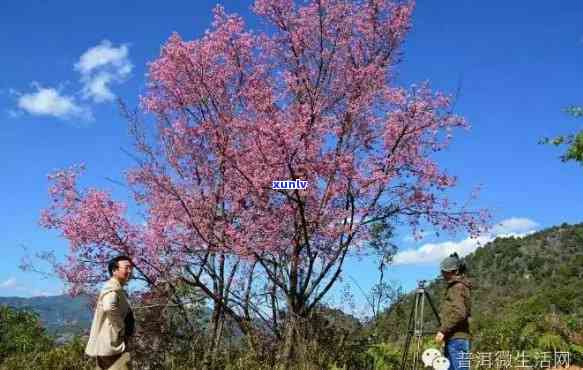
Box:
375;223;583;366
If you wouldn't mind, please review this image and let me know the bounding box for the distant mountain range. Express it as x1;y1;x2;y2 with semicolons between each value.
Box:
0;294;93;340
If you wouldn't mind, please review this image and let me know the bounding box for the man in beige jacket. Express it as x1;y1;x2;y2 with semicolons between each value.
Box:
86;255;134;370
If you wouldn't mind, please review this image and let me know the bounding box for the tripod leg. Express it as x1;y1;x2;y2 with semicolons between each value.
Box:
411;291;425;370
402;285;441;370
401;330;413;370
400;295;417;370
424;291;441;327
418;292;428;370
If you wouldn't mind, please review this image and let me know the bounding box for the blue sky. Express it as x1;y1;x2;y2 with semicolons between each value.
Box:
1;1;582;315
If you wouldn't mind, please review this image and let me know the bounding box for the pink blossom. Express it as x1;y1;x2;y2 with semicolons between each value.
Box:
39;0;489;303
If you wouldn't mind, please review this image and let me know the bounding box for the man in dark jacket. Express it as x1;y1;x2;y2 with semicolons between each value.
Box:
435;253;472;370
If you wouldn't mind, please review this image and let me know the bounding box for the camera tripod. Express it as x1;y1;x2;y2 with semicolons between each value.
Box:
399;280;442;370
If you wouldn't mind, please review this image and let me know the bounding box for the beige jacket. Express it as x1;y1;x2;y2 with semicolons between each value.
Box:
85;278;132;357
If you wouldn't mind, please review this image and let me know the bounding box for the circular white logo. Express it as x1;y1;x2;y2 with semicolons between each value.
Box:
432;356;450;370
422;348;441;367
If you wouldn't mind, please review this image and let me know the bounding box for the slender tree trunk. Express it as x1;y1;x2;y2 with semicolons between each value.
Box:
281;322;294;362
211;309;225;365
279;301;309;370
202;303;225;370
281;318;298;370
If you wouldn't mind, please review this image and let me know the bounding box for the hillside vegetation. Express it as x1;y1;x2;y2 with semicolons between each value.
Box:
376;223;583;368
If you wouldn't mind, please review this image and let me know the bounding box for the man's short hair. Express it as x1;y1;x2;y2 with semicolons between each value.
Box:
108;255;132;277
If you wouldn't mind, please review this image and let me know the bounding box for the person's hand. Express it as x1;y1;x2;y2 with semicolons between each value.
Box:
435;331;445;344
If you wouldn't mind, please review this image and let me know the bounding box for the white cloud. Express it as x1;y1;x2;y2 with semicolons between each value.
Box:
82;72;115;102
31;289;60;297
490;217;539;237
16;84;92;120
393;217;539;266
75;40;133;103
0;277;62;297
10;40;131;122
75;40;130;74
0;277;18;289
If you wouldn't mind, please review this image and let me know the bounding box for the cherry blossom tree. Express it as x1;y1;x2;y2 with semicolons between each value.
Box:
39;0;489;365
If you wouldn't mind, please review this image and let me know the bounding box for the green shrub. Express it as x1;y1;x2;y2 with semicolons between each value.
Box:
537;333;569;352
366;342;402;370
0;305;53;364
0;336;91;370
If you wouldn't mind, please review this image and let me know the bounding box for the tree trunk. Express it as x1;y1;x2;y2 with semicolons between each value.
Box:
202;303;224;370
280;318;298;370
211;311;225;364
278;304;309;370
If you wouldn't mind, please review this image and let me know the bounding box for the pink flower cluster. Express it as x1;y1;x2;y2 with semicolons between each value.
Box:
40;0;490;296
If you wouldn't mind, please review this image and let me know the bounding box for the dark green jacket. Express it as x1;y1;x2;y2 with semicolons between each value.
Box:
439;275;472;341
